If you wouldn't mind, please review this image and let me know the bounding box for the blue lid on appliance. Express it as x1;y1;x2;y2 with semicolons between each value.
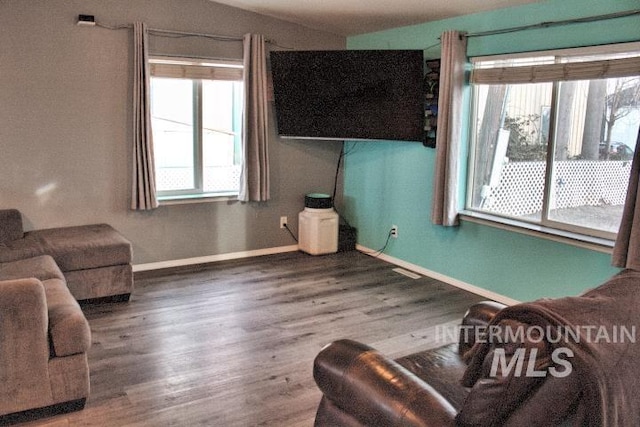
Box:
305;193;333;209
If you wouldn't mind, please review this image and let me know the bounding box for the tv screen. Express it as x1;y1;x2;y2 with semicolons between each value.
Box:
270;50;424;142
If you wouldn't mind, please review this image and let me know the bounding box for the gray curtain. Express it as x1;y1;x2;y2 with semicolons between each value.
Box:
612;127;640;269
431;30;467;226
131;22;158;210
239;33;270;202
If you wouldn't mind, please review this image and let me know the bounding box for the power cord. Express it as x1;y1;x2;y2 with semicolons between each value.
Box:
360;228;394;257
332;142;359;228
283;223;298;242
331;144;344;210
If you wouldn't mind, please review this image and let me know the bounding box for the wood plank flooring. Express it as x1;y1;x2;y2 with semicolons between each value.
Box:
11;251;485;427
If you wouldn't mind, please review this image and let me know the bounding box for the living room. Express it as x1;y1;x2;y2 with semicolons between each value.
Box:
2;0;640;425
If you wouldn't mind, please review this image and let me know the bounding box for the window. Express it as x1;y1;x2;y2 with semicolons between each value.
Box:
467;44;640;240
150;58;243;199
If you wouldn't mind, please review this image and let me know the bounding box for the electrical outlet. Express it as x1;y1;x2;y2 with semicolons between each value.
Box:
390;225;398;238
77;14;96;26
280;216;288;229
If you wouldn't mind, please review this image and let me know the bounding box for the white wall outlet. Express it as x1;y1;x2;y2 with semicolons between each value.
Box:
280;216;288;229
390;225;398;238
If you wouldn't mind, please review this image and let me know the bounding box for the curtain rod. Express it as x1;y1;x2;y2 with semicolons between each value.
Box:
94;21;286;47
148;27;243;42
464;8;640;38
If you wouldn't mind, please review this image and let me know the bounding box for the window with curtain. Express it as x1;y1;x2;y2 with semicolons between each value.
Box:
149;57;244;200
467;42;640;240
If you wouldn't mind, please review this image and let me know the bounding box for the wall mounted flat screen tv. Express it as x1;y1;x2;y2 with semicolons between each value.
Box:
270;50;424;142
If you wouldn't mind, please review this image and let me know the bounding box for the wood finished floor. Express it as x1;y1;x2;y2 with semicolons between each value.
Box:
14;251;485;427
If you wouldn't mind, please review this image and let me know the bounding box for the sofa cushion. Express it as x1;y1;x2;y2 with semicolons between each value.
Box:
65;264;132;301
0;209;24;244
0;233;45;264
0;255;65;282
28;224;132;271
43;278;91;357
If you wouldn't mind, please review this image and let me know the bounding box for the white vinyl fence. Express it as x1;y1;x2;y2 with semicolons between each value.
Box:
484;160;631;217
157;165;241;193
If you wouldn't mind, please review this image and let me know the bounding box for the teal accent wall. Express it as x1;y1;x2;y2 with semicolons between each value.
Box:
344;0;640;301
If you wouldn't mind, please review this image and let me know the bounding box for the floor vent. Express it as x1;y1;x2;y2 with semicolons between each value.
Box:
392;267;421;279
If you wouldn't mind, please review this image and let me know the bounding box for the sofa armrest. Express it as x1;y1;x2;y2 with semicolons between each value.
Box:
44;278;92;357
0;278;53;415
458;301;507;357
313;339;456;427
0;209;24;244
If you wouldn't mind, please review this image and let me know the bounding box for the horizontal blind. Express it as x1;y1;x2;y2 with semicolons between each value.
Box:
150;63;243;81
472;55;640;84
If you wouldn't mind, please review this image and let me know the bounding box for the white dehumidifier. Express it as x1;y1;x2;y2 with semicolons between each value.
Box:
298;193;338;255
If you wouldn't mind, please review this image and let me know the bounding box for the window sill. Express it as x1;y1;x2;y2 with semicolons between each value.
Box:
158;192;238;206
459;210;615;254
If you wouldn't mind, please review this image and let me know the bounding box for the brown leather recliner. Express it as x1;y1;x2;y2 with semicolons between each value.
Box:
312;301;506;426
312;299;586;426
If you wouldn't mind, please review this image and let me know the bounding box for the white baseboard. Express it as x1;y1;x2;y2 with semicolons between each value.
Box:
133;245;299;272
134;243;519;305
356;244;520;305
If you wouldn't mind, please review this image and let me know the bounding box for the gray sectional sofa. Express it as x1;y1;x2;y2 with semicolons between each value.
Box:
0;209;133;301
0;209;134;418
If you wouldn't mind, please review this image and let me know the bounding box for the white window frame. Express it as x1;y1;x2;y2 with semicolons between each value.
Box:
150;56;244;202
465;42;640;244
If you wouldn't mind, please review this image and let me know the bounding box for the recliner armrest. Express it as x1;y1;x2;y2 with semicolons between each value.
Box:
458;301;508;358
313;339;456;427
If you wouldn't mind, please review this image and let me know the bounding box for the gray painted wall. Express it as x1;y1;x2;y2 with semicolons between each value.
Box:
1;0;345;264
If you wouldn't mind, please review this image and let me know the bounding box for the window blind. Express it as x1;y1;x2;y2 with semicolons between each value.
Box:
472;54;640;84
150;61;243;81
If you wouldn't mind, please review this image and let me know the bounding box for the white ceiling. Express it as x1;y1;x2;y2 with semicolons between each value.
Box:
210;0;544;36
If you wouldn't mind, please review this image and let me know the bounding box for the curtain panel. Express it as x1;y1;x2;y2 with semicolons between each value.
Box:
239;33;270;202
612;127;640;270
431;31;467;226
131;22;159;210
